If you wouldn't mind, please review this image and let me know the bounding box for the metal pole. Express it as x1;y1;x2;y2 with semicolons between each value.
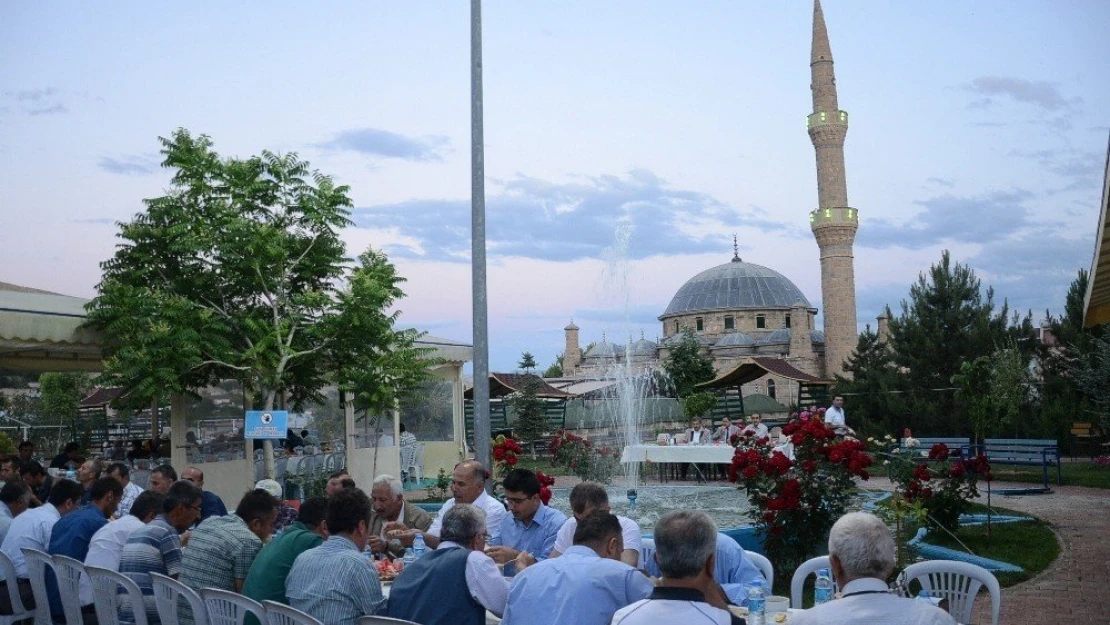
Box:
470;0;492;479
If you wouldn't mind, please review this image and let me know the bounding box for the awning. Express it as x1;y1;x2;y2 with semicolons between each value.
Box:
0;283;103;372
1083;133;1110;327
696;357;833;390
465;373;576;399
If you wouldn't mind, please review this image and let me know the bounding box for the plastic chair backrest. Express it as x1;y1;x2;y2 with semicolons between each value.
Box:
789;555;839;609
261;600;323;625
51;555;86;625
744;550;775;586
639;538;657;575
150;572;209;625
0;549;36;624
201;587;266;625
902;560;1001;625
85;565;150;625
20;548;54;625
356;617;421;625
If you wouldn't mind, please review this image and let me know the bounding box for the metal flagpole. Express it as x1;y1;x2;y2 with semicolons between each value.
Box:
470;0;492;479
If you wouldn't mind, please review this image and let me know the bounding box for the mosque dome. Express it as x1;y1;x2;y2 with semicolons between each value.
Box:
756;328;793;346
713;332;755;347
629;338;658;356
583;339;621;359
660;258;812;319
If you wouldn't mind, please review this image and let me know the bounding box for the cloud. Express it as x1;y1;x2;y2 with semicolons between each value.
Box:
859;189;1034;250
352;169;798;264
317;128;450;162
98;155;159;176
1007;148;1102;193
925;177;954;188
963;76;1074;112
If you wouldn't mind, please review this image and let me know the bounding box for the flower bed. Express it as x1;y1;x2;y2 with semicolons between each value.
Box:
549;429;621;484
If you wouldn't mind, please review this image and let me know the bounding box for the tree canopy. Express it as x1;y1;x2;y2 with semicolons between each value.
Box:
663;327;716;399
86;129;431;472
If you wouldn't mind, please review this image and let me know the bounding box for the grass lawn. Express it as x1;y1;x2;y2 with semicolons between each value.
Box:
989;461;1110;489
920;503;1060;587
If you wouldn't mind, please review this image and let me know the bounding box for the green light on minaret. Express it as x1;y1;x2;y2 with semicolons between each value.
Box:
824;209;831;217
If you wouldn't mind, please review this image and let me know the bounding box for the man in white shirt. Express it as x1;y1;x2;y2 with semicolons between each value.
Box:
549;482;640;567
824;396;855;436
741;413;769;439
0;482;31;546
0;479;82;613
685;418;712;445
394;460;507;549
791;512;955;625
79;490;162;606
107;462;144;519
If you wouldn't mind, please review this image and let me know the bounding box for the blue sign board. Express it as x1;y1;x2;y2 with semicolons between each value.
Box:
244;410;289;439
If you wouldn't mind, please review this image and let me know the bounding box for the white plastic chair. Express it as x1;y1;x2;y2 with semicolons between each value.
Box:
201;587;266;625
261;600;322;625
790;556;839;609
150;572;209;625
639;538;656;573
902;560;1001;625
357;617;421;625
744;550;774;587
85;565;149;625
20;548;53;625
51;555;86;625
0;549;37;624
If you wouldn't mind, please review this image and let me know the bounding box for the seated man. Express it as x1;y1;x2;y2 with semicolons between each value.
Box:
325;470;356;497
46;476;123;622
791;512;956;625
503;511;653;625
367;474;432;559
243;497;328;607
255;479;299;533
287;488;385;625
641;532;768;604
685;418;712;445
713;417;740;443
550;482;641;567
0;481;31;546
741;413;769;439
612;510;741;625
393;460;506;549
486;468;566;575
148;464;177;495
180;488;275;594
106;462;145;519
181;466;228;522
386;504;519;625
81;490;163;606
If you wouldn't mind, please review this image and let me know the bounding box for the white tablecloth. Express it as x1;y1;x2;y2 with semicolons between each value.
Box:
620;444;736;464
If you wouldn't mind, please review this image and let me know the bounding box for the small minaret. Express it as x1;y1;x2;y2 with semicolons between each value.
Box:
808;0;859;379
562;320;581;375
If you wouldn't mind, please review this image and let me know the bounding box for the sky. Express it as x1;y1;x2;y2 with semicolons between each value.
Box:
2;1;1108;373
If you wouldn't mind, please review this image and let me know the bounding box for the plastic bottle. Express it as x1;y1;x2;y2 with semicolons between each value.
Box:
746;586;765;625
65;468;77;481
402;547;416;567
413;532;426;559
916;589;934;605
814;568;834;605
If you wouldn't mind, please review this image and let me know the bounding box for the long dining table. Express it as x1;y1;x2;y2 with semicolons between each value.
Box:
620;443;736;482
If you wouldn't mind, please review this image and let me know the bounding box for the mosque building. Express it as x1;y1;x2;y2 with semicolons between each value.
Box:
557;0;859;409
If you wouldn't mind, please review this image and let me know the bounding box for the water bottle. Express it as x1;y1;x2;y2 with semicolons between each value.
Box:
917;589;934;605
746;586;765;625
814;568;834;605
413;532;426;559
65;468;77;481
402;547;416;567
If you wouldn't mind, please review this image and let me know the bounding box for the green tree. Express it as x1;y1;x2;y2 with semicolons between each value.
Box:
952;356;993;444
518;352;537;372
38;372;93;445
511;353;546;456
1041;270;1106;435
682;391;718;420
542;355;563;378
886;251;1033;435
833;323;907;437
663;327;715;398
86;129;429;477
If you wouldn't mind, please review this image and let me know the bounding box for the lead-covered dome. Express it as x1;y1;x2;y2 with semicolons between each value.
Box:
661;259;812;318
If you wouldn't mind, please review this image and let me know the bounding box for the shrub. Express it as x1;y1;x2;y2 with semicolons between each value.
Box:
549;429;621;484
887;443;991;533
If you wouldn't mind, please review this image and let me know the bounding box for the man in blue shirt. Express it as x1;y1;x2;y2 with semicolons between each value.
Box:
181;466;228;522
486;468;566;576
47;476;123;622
502;511;653;625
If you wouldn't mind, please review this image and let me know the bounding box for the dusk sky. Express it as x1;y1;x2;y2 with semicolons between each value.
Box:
2;2;1108;373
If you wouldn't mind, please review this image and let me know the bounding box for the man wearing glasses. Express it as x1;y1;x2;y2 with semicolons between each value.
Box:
486;468;566;576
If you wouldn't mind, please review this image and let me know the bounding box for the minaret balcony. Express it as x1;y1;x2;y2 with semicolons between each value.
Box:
809;206;858;227
806;110;848;128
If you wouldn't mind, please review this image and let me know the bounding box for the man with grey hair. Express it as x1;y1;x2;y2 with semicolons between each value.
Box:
386;503;525;625
612;510;741;625
367;474;432;559
390;460;507;549
791;512;954;625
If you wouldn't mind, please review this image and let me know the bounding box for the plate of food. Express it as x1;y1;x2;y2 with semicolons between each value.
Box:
375;558;404;582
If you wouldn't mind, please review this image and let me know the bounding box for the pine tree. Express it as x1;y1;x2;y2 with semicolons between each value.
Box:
833;324;906;436
511;352;546;457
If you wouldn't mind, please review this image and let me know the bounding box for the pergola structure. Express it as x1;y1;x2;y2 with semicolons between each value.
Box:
0;282;101;372
1083;134;1110;327
463;373;575;443
696;356;833;422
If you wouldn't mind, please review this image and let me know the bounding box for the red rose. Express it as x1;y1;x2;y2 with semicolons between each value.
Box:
913;464;931;481
539;486;552;505
928;444;949;460
949;462;965;478
493;447;506;461
742;465;759;479
506;455;518;466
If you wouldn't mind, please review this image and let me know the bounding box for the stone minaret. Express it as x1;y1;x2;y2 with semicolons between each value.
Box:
562;320;581;375
808;0;858;379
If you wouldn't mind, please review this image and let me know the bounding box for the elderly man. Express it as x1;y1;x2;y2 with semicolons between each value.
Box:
640;531;767;604
120;480;203;624
550;482;640;566
0;479;82;613
402;460;507;549
180;489;275;594
46;476;123;621
503;511;652;625
287;488;385;625
791;513;955;625
107;462;144;519
612;510;741;625
75;458;104;502
0;482;31;545
148;464;177;495
741;413;769;439
255;479;298;533
486;468;566;575
367;474;432;558
181;466;228;521
243;497;328;607
81;490;163;606
386;504;518;625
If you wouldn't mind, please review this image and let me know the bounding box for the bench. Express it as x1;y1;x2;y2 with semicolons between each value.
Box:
1069;422;1104;458
981;438;1061;488
900;437;971;457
